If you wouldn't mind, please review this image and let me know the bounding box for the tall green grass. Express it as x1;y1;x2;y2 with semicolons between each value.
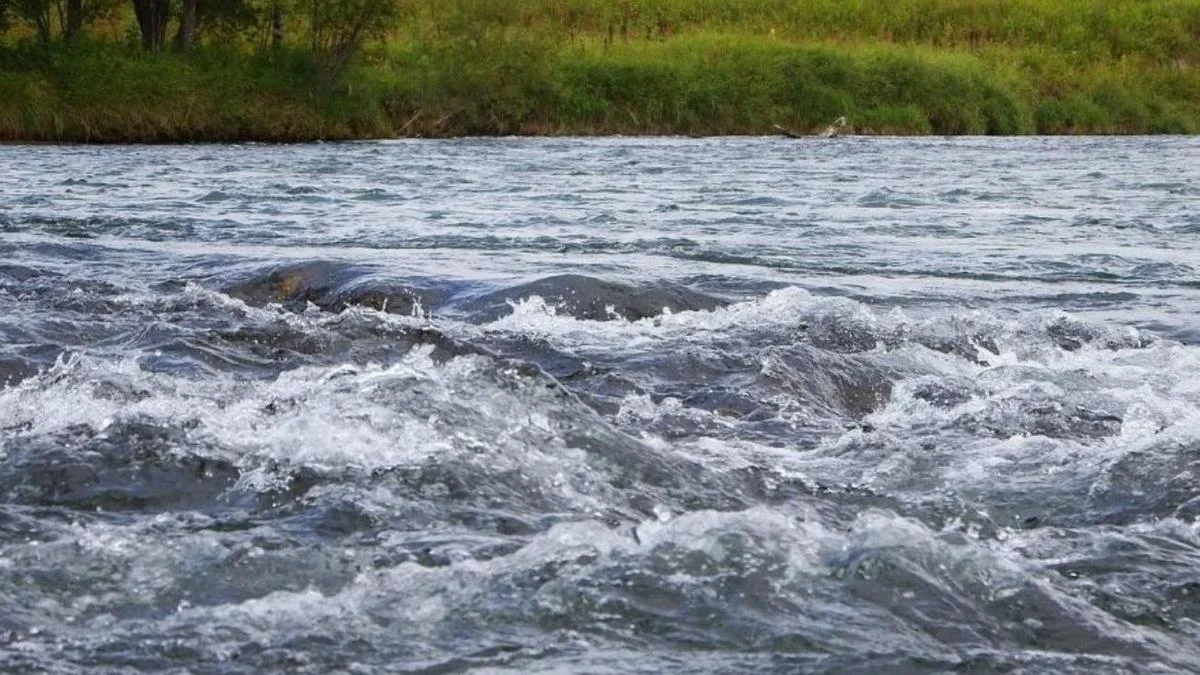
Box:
2;0;1198;140
539;37;1024;135
373;32;1198;136
0;42;391;142
397;0;1200;64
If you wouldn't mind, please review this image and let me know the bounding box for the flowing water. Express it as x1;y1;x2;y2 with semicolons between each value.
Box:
1;136;1199;673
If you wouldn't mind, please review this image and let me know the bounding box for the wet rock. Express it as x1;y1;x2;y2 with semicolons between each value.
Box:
761;346;896;418
464;274;728;321
0;356;40;388
0;263;48;282
0;422;240;512
221;261;445;315
908;378;977;408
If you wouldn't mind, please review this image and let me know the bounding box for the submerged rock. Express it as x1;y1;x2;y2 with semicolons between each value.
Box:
463;274;728;321
221;261;444;315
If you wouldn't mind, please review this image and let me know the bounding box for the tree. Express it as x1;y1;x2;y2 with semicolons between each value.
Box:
308;0;397;80
171;0;194;48
173;0;195;49
270;0;283;47
131;0;171;51
181;0;269;48
64;0;83;42
14;0;52;42
0;0;111;43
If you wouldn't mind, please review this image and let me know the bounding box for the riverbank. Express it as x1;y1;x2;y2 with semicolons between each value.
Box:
1;0;1198;141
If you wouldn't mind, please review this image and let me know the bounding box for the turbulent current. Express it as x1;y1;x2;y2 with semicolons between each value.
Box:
1;137;1199;673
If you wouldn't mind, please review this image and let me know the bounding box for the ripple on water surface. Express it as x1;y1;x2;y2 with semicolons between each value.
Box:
1;137;1199;673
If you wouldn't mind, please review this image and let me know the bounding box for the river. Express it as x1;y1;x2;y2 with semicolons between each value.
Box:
2;136;1199;672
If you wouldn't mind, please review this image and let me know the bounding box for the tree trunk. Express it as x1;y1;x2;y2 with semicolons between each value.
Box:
271;2;284;48
23;1;52;43
174;0;196;50
64;0;83;43
131;0;171;51
36;14;51;43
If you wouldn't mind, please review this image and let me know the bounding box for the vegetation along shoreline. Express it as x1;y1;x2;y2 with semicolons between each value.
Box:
1;0;1197;143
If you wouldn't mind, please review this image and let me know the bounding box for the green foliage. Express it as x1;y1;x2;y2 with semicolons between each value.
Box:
0;41;390;140
540;38;1028;135
1;0;1199;140
0;0;118;43
1036;95;1114;134
308;0;398;77
195;0;258;41
378;31;561;134
398;0;1200;65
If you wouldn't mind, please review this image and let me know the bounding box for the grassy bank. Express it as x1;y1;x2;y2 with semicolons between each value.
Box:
1;0;1198;141
0;44;393;142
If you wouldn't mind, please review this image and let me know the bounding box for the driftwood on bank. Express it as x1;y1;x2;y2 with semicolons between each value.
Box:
771;124;803;139
820;116;847;137
773;116;848;139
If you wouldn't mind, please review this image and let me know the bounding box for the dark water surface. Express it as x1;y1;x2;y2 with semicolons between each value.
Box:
1;137;1199;673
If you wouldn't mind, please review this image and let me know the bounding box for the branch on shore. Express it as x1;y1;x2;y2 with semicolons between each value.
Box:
773;117;848;139
771;124;802;138
397;110;423;135
820;116;847;138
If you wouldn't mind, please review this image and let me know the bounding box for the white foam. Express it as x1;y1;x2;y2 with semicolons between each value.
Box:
0;346;631;512
482;286;817;349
